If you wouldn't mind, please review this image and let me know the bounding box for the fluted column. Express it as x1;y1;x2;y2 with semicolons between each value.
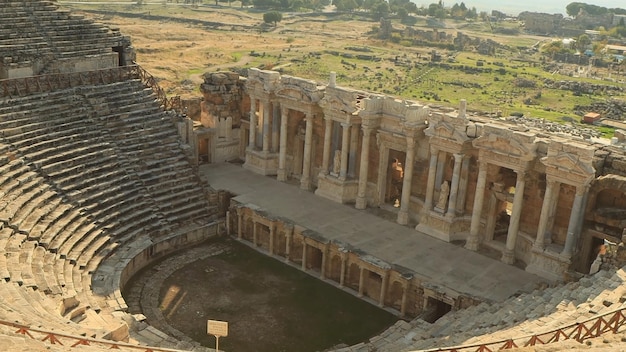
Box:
397;136;415;225
533;178;559;250
446;153;464;217
248;98;257;149
355;126;373;210
561;185;587;258
300;114;314;190
466;160;487;251
502;170;526;265
339;123;350;180
321;117;332;175
262;101;271;152
423;147;439;211
435;150;446;191
277;107;289;182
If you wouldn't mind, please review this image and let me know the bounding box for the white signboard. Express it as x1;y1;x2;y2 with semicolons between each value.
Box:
207;319;229;337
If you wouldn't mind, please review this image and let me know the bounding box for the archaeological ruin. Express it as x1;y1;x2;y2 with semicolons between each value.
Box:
0;1;625;351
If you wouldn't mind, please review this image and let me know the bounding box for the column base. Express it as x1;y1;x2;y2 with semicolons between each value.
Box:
397;210;409;225
300;177;311;191
464;235;479;251
501;249;515;265
277;168;287;182
355;196;367;210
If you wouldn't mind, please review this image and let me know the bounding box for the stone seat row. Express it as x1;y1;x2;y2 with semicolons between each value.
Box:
342;267;626;352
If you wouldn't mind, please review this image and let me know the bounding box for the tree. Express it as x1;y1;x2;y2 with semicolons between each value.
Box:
263;11;283;25
577;34;591;51
334;0;357;11
372;1;389;19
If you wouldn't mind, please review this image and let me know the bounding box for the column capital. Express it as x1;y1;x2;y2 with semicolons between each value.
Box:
575;184;588;196
453;153;464;162
340;122;350;128
362;125;374;134
515;168;526;177
477;159;488;169
430;145;439;155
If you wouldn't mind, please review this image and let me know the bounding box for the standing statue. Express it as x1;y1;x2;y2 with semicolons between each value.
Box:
435;181;450;212
332;150;341;175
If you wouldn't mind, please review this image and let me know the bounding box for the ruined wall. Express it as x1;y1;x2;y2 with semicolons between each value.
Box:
200;72;244;128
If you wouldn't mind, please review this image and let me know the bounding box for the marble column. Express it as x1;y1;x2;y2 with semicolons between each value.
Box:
397;136;415;225
320;246;328;279
271;104;280;153
533;178;559;250
321;117;332;175
237;210;243;240
446;153;464;217
340;122;350;180
301;241;307;271
248;98;257;149
435;150;446;191
456;155;471;215
466;161;488;251
285;226;292;263
252;220;258;246
400;282;409;317
268;223;275;254
355;127;373;210
348;124;359;178
423;147;439;211
262;101;271;152
561;185;587;258
358;267;366;297
339;252;347;287
502;170;526;265
277;107;289;181
378;272;389;307
300;114;314;190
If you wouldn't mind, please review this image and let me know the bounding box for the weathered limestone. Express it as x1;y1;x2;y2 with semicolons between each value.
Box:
197;67;626;281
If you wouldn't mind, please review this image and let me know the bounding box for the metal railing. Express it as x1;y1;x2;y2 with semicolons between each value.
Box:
0;65;181;111
418;306;626;352
1;320;188;352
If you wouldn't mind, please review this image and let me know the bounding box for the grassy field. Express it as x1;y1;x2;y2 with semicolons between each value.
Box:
64;2;625;135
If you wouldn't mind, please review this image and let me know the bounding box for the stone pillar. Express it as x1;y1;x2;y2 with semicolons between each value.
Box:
329;71;336;87
226;211;231;235
435;150;446;191
348;124;359;178
321;117;332;175
456;155;470;215
320;245;328;279
269;223;275;254
252;220;258;246
300;114;314;190
466;160;488;251
400;281;409;317
248;98;257;149
358;267;366;297
285;226;292;263
423;147;439;211
446;153;463;217
502;170;526;265
301;241;307;271
561;185;587;258
378;272;389;307
271;104;280;153
339;252;347;287
340;123;350;180
262;101;271;152
533;178;559;250
397;136;415;225
237;209;243;240
277;107;289;182
355;127;373;210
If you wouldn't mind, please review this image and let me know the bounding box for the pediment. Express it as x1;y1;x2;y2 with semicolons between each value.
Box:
426;121;469;144
319;95;358;115
473;133;535;159
542;153;595;176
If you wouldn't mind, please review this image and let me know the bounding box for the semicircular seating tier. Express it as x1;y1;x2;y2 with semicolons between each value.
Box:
0;77;219;350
